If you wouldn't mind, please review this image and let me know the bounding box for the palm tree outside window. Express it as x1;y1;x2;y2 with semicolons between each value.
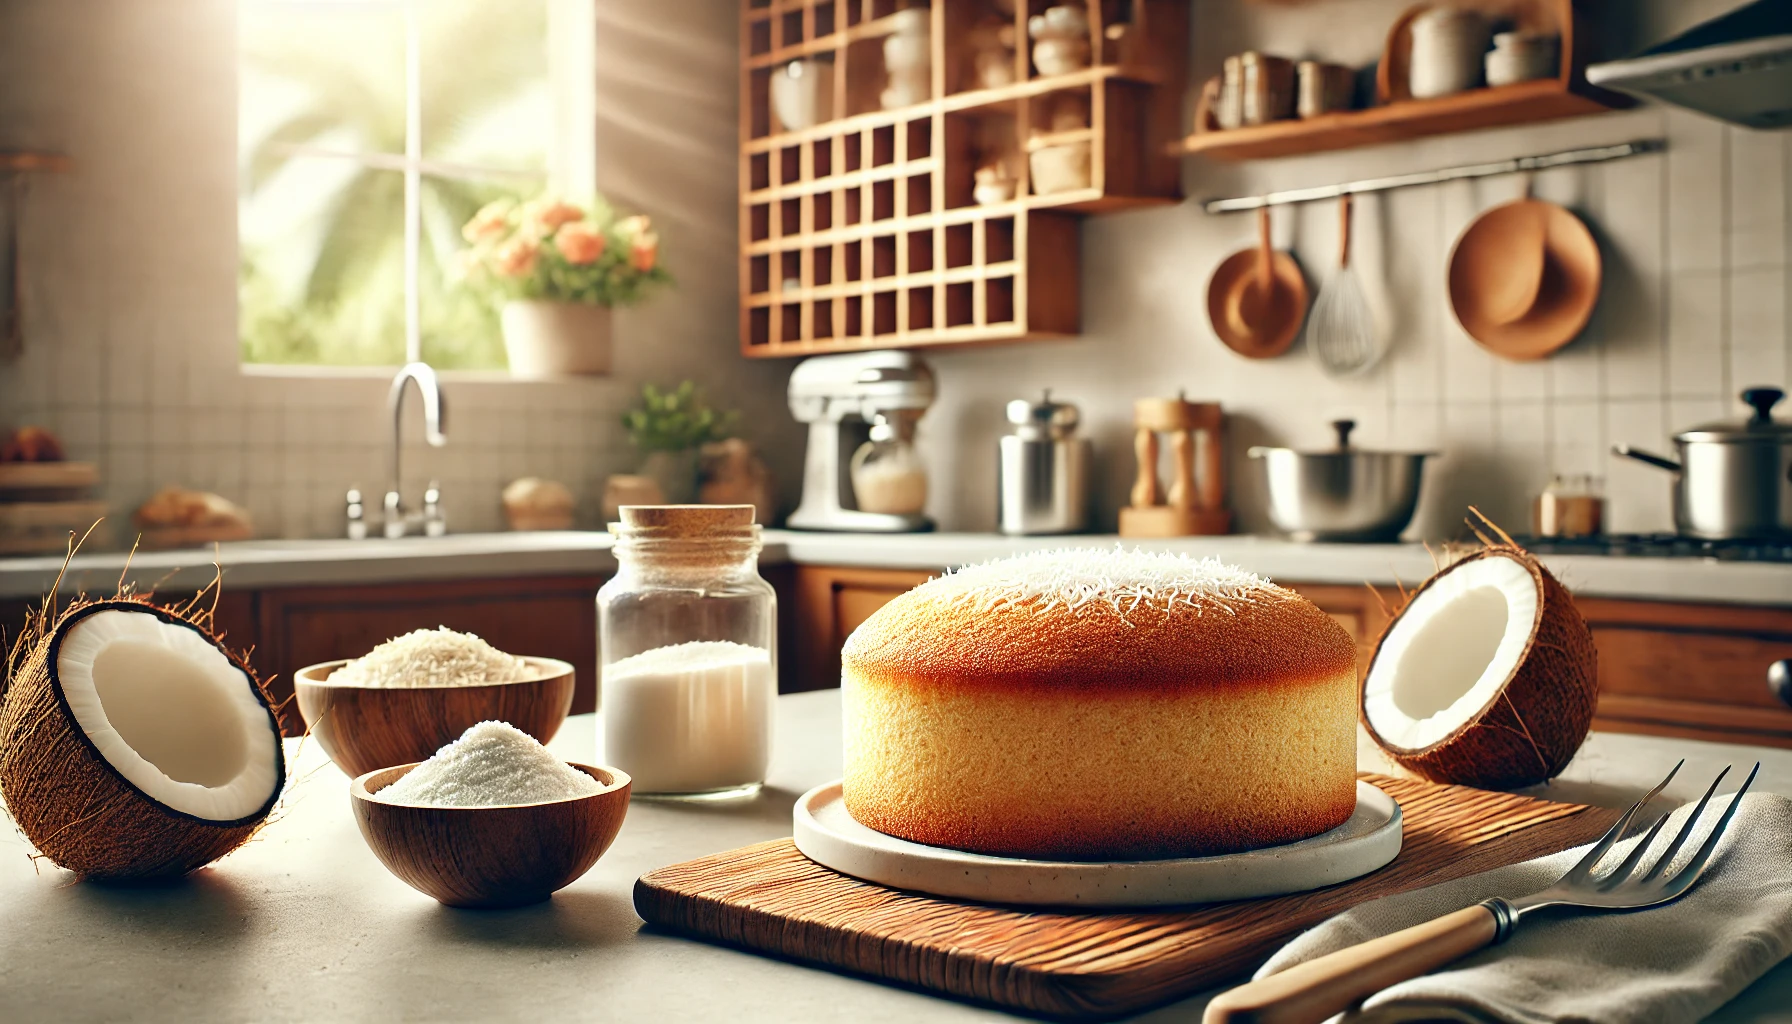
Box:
237;0;593;371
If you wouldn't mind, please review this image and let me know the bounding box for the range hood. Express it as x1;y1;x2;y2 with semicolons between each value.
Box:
1585;0;1792;129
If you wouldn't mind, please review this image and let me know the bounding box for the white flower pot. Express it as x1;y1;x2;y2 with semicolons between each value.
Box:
501;300;612;378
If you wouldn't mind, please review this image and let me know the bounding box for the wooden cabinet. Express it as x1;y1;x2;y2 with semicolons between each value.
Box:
789;565;936;691
1579;598;1792;747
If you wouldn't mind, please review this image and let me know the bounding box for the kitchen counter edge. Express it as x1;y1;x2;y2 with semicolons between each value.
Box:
0;530;1786;606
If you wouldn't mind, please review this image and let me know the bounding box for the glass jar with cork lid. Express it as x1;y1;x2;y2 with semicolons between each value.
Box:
597;505;776;799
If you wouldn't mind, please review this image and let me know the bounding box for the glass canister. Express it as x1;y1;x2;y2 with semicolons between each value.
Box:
597;504;776;799
850;419;928;515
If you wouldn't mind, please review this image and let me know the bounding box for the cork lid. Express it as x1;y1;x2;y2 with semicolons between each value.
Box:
611;504;758;539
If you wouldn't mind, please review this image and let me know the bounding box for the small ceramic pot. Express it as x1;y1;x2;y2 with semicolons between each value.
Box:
1029;141;1091;196
974;171;1018;206
1485;31;1559;86
771;58;834;132
1028;5;1090;76
501;300;611;378
881;8;930;110
1409;8;1489;99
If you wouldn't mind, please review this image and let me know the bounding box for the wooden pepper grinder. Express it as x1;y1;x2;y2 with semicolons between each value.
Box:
1117;393;1231;537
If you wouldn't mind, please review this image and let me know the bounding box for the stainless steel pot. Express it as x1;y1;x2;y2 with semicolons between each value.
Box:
997;391;1090;535
1248;420;1434;542
1612;387;1792;540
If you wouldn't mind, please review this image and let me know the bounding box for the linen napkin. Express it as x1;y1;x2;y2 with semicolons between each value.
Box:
1252;792;1792;1024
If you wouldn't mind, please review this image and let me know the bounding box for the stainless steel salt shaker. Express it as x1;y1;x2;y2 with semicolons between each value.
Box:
997;391;1091;535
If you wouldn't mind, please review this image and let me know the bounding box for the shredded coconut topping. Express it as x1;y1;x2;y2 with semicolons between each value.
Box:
328;627;530;688
917;547;1276;621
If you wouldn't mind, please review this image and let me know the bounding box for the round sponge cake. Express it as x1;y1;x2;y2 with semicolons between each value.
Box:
840;549;1359;861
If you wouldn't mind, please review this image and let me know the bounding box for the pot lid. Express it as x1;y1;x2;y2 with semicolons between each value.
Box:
1677;387;1792;442
1006;390;1080;440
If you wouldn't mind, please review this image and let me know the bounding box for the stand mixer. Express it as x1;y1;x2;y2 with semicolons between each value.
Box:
787;351;936;532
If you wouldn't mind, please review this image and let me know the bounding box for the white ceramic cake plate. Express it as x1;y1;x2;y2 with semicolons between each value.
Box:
792;780;1402;908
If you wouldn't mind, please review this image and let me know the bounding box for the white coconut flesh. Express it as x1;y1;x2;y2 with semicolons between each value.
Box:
55;609;281;821
1362;554;1542;752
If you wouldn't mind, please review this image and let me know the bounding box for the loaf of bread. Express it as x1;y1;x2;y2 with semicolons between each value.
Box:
840;549;1359;861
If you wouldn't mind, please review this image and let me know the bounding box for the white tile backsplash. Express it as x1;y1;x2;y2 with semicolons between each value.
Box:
1666;271;1726;398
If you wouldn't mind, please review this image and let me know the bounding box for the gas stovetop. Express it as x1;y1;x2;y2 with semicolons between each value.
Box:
1511;534;1792;563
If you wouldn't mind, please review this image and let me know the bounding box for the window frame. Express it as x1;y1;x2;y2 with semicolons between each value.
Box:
236;0;596;376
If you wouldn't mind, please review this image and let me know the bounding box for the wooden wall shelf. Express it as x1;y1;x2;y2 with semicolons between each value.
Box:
1179;0;1628;163
738;0;1186;358
1180;79;1620;162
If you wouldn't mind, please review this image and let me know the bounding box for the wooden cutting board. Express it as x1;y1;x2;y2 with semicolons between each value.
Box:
635;773;1619;1020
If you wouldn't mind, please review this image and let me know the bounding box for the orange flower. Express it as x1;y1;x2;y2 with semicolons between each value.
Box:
523;197;585;236
618;214;652;242
555;221;606;265
493;237;540;278
461;199;513;244
630;230;659;273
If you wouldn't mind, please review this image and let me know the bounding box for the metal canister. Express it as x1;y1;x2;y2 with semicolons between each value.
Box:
997;391;1090;535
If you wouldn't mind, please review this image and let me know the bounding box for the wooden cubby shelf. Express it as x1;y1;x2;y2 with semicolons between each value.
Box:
738;0;1185;358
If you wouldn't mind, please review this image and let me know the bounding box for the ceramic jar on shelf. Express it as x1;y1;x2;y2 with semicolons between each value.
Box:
1485;31;1560;86
1409;7;1490;99
881;8;930;110
771;58;834;132
1028;5;1090;77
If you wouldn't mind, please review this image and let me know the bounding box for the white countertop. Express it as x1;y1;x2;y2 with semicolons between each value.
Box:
3;691;1788;1022
1;530;1788;605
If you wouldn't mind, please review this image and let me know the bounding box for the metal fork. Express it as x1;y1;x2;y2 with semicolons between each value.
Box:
1205;760;1761;1024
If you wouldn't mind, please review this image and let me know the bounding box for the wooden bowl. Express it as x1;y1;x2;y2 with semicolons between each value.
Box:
1206;246;1309;359
296;658;576;778
1447;199;1602;361
351;762;631;908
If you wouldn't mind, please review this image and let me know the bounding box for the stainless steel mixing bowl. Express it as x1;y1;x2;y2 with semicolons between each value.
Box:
1248;420;1434;542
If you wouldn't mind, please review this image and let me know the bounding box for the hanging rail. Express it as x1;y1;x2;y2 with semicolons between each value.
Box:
1199;138;1665;214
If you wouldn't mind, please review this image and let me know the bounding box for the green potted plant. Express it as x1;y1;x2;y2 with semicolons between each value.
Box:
457;194;670;378
622;382;738;504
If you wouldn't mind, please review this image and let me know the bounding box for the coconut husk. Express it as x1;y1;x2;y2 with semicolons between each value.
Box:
1361;538;1599;790
0;596;285;879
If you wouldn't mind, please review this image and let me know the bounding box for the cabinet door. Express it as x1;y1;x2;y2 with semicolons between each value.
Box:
790;565;935;691
259;575;604;734
1578;597;1792;748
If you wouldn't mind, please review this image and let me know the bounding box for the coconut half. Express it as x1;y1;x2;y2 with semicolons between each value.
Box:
1361;546;1598;789
0;599;285;878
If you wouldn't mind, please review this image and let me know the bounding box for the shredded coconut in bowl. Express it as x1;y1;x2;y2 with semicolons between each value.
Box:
372;720;601;807
327;627;532;688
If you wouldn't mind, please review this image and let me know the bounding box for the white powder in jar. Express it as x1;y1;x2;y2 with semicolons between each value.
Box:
602;640;774;795
372;720;601;807
328;627;530;687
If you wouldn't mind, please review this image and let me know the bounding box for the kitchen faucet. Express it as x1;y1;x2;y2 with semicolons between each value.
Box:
383;361;447;538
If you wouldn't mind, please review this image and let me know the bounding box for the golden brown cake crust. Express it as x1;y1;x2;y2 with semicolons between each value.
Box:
838;551;1361;861
843;563;1357;695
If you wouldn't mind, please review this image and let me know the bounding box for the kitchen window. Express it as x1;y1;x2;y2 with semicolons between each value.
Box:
236;0;594;372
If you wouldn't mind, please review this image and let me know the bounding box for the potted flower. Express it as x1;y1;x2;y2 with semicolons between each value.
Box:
621;381;738;504
457;194;670;377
